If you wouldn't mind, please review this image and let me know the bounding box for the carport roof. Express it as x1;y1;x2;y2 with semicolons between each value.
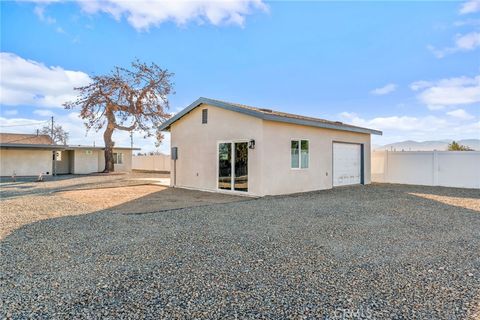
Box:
0;143;140;150
159;97;382;135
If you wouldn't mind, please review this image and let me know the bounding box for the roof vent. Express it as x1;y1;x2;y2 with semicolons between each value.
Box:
259;108;273;113
334;121;343;124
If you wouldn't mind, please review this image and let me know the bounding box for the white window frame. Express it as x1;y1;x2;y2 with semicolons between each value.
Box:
113;152;123;165
290;139;309;170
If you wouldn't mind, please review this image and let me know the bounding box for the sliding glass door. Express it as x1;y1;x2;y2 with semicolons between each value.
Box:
218;143;232;190
218;142;248;192
234;142;248;192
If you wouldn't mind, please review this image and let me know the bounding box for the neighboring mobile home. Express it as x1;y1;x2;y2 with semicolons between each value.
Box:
159;98;382;196
0;133;138;176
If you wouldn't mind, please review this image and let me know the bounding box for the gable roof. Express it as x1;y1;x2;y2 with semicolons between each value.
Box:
0;133;53;145
159;97;382;135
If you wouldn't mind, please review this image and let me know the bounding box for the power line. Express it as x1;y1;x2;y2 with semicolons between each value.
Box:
0;120;49;127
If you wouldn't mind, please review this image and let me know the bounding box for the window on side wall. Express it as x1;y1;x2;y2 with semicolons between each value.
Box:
113;152;123;164
202;109;208;124
291;140;309;169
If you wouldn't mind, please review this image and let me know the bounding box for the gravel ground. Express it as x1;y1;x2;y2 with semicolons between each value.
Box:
0;172;170;199
0;175;242;239
1;184;479;319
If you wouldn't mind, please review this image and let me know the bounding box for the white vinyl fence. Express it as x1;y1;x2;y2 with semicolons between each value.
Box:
372;150;480;189
132;154;171;172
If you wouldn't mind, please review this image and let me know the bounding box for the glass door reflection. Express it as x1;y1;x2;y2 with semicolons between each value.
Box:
234;142;248;192
218;142;248;192
218;143;232;190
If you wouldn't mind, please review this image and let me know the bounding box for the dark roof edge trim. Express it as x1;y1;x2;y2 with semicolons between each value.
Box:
0;143;140;150
159;97;382;135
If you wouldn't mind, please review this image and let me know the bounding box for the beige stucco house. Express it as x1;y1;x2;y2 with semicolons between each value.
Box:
159;97;382;197
0;133;137;176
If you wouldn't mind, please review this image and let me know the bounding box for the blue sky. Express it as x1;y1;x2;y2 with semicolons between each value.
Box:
1;0;479;153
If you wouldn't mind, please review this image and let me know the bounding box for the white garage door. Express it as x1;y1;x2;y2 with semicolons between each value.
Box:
333;143;362;187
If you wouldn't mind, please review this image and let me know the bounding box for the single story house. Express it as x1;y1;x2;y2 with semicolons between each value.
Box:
159;97;382;196
0;133;138;176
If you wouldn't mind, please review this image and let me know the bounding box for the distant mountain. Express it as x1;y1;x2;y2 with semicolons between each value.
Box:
375;139;480;151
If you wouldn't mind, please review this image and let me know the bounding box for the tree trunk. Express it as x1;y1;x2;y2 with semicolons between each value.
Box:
103;122;115;173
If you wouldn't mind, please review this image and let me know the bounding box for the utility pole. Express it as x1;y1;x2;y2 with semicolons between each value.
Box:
51;116;56;176
51;116;54;137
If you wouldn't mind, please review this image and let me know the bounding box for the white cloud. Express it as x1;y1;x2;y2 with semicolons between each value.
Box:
455;32;480;50
454;19;480;27
340;112;447;131
426;105;446;111
339;112;479;145
411;75;480;106
446;108;475;120
370;83;397;95
33;109;55;117
26;0;268;30
0;52;91;108
0;116;50;132
410;80;434;91
460;0;480;14
428;32;480;58
33;5;56;24
3;109;18;116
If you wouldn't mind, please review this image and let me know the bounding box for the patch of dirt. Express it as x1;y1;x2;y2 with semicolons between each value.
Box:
409;192;480;212
57;185;167;210
0;183;244;239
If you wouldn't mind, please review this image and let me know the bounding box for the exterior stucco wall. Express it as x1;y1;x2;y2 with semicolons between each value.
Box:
55;150;72;174
97;151;105;172
0;149;53;176
114;149;133;172
73;149;100;174
170;104;264;195
1;147;134;177
97;149;133;172
169;105;372;196
261;121;371;195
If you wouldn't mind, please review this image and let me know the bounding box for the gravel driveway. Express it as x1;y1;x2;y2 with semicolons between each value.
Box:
0;173;243;239
0;172;170;199
1;184;479;319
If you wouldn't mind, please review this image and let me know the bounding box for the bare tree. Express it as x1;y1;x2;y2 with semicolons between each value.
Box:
64;60;174;172
40;124;69;145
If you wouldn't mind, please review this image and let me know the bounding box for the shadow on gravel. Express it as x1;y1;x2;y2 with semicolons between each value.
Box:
74;186;250;215
0;173;170;199
1;184;479;319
